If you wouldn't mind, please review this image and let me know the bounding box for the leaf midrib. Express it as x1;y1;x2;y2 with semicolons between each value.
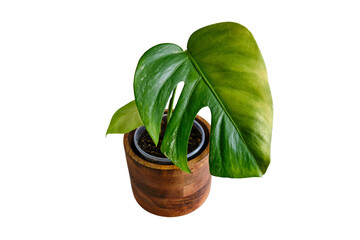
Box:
185;50;261;173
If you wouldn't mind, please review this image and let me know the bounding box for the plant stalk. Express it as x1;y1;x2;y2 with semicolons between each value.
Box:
167;86;177;124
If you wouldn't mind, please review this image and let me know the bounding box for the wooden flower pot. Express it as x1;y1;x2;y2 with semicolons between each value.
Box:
123;115;211;217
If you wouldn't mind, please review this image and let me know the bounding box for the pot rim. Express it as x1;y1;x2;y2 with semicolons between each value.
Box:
133;114;206;165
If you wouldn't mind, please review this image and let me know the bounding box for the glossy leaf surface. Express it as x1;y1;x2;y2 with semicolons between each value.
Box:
134;22;273;178
106;100;143;135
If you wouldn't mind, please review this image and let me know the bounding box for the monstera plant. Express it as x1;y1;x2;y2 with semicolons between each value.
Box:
107;22;273;178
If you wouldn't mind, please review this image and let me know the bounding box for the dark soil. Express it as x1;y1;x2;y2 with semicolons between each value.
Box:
138;119;202;158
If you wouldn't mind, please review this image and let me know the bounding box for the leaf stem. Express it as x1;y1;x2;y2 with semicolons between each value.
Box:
167;86;177;124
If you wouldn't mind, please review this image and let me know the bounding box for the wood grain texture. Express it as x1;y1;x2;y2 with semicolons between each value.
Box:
124;115;211;217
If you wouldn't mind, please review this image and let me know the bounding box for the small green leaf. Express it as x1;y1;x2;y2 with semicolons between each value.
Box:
106;100;143;135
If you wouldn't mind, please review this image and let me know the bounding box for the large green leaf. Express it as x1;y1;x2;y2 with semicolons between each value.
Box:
134;22;273;178
106;100;143;135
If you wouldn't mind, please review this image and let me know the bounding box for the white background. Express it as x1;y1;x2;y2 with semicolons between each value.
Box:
1;0;359;239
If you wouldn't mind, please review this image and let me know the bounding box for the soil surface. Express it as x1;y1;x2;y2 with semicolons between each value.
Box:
138;119;202;158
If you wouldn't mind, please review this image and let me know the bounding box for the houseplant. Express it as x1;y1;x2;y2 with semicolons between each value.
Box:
107;22;273;216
